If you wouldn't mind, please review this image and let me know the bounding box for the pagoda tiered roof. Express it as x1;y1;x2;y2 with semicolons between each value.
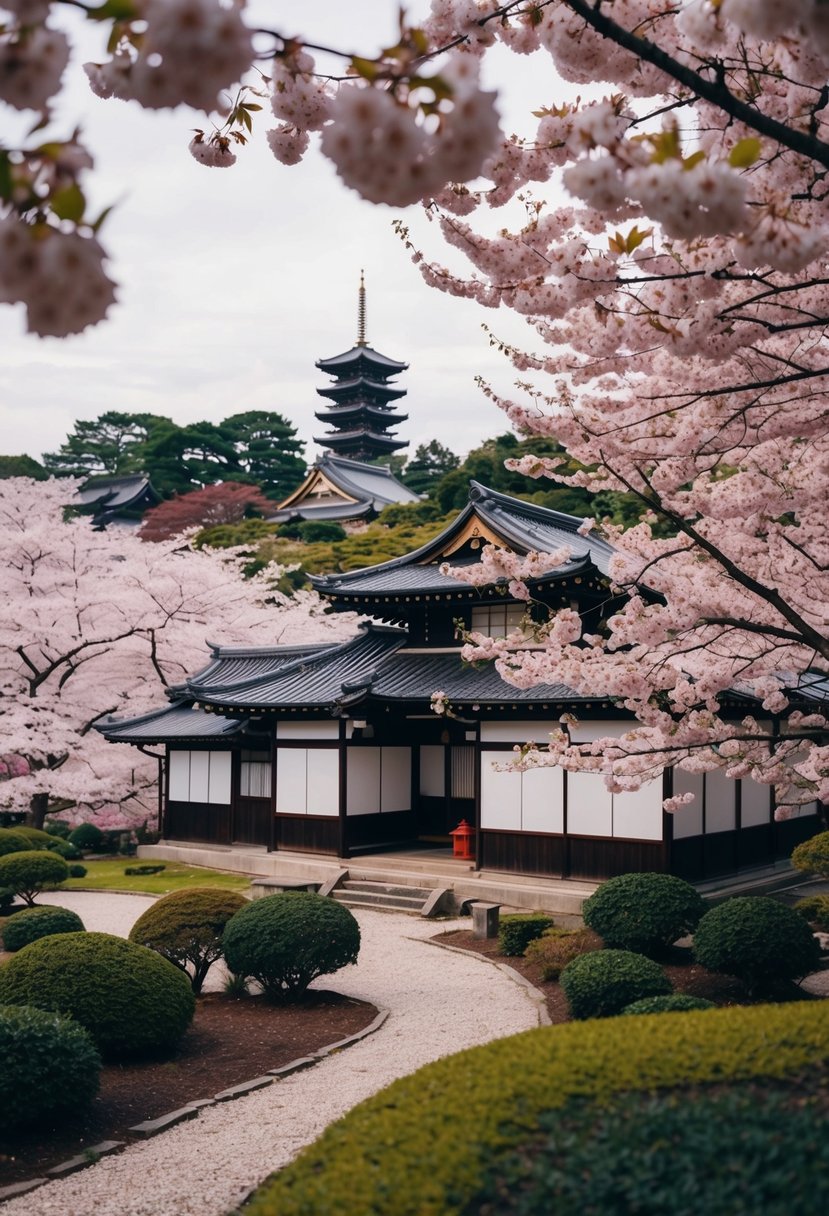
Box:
316;345;408;377
316;375;407;403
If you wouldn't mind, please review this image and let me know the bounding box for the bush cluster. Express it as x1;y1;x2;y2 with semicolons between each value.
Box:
68;822;105;851
620;994;716;1016
524;928;603;981
582;872;707;957
222;892;360;1003
560;949;672;1020
693;897;820;993
791;830;829;879
0;931;195;1060
129;887;248;993
497;913;554;957
0;849;69;906
244;1003;829;1216
1;905;85;952
0;828;30;856
794;894;829;932
7;826;81;860
0;1004;101;1133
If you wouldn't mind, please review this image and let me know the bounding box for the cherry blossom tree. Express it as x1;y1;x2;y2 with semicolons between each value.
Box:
0;477;353;829
4;2;829;816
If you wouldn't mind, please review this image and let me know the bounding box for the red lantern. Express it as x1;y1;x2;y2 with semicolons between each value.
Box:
450;819;475;861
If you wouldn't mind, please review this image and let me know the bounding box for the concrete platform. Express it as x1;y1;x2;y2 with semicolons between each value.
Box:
138;842;817;919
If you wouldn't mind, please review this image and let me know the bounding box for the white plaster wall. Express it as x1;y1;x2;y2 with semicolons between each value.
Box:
168;751;190;802
276;721;339;740
705;768;736;833
347;748;381;816
480;753;522;830
567;771;613;837
419;745;444;797
671;770;704;839
521;766;564;834
741;778;771;828
306;750;339;817
275;749;308;815
207;752;232;805
612;781;663;841
381;747;411;813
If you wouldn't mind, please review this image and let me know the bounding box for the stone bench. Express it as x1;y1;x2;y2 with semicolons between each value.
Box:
250;878;321;899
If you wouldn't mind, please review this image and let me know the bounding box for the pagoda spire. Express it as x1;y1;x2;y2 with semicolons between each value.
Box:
357;269;367;347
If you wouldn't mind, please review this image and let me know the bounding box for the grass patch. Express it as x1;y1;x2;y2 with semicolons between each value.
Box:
61;859;251;896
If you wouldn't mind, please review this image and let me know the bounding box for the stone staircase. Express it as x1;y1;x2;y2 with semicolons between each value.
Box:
330;878;443;916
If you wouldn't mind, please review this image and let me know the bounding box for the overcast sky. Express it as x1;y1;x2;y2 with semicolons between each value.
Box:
0;2;557;469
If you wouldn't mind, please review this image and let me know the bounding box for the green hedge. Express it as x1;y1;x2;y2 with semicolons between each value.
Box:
0;1004;101;1132
0;828;29;857
497;914;555;956
693;896;820;992
620;994;716;1016
463;1084;829;1216
794;894;829;932
68;822;105;851
246;1003;829;1216
560;949;672;1019
1;905;85;951
0;931;195;1060
582;872;707;957
791;830;829;879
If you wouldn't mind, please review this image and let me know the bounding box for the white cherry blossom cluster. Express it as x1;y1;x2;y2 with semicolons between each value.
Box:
84;0;254;113
319;52;500;207
188;132;236;168
0;216;116;337
0;20;69;113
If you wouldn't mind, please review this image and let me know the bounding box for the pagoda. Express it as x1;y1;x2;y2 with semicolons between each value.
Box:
313;272;408;462
270;275;421;525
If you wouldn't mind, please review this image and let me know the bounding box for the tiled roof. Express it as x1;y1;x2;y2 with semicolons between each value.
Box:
368;650;591;704
188;624;408;710
312;481;614;599
317;376;406;401
75;474;155;509
316;345;407;374
96;703;247;743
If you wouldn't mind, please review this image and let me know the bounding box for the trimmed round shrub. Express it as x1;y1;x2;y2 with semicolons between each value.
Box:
0;1004;101;1132
582;872;707;957
794;894;829;932
0;887;13;911
525;928;604;981
0;827;30;857
44;819;71;839
36;836;82;860
621;994;716;1016
693;896;821;992
2;905;85;952
497;913;554;956
129;887;248;993
560;949;672;1020
222;892;360;1003
13;826;58;849
244;1003;829;1216
791;830;829;878
68;863;87;878
68;822;105;851
0;931;195;1060
0;850;69;906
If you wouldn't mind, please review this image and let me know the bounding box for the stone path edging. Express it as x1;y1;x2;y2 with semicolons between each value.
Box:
0;1005;391;1205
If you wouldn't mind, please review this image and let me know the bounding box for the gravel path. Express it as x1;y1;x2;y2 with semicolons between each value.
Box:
8;892;541;1216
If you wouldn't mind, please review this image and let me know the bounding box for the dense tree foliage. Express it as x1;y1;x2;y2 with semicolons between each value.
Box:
139;481;274;542
401;440;461;495
42;409;307;500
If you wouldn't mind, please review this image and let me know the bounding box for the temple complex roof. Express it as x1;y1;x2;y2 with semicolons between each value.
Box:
73;473;160;526
270;453;420;524
311;481;615;604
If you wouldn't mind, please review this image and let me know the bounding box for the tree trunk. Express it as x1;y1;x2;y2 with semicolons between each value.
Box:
28;792;49;830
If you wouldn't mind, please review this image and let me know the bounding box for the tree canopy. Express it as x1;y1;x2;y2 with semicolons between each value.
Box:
43;410;307;500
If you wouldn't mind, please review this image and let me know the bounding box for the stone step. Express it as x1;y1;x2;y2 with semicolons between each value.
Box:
341;880;433;900
331;896;425;915
332;888;427;912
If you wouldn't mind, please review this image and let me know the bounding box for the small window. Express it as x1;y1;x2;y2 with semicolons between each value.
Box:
470;604;525;640
240;750;271;798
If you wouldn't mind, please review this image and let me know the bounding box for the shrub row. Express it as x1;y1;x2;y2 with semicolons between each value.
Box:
245;1003;829;1216
497;913;554;956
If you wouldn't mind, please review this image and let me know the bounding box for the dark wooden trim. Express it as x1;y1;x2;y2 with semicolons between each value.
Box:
338;720;348;859
474;738;482;870
562;766;570;878
269;743;277;854
661;767;672;872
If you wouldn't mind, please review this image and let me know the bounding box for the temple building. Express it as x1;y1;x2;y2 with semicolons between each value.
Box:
269;274;420;526
73;473;160;529
97;482;821;884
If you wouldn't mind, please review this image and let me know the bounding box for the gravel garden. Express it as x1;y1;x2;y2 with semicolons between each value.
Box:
1;821;829;1214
